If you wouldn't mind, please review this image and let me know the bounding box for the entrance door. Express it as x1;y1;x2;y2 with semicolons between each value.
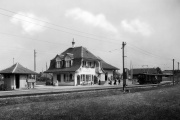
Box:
105;73;108;81
15;74;20;89
77;75;80;85
57;74;61;82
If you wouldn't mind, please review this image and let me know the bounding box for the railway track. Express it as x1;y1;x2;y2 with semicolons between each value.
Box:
0;81;172;98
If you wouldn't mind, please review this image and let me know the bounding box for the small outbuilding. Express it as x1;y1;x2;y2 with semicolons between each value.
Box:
0;63;37;90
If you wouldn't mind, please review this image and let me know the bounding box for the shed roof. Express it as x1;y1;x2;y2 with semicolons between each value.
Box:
0;63;37;74
97;57;119;70
101;60;119;70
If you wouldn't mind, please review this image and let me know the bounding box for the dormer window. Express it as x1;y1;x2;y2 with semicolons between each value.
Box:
56;61;61;68
91;62;94;68
56;57;62;68
86;61;89;67
66;60;71;67
82;61;86;67
65;54;73;68
82;61;96;68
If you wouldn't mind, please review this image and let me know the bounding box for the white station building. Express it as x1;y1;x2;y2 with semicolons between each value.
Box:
45;41;119;86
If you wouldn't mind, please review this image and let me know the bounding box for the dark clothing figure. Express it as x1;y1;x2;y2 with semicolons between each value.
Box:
118;79;121;85
114;79;116;85
109;80;112;85
98;79;101;85
32;82;35;88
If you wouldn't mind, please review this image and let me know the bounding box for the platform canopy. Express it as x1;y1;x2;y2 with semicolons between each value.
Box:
0;63;37;74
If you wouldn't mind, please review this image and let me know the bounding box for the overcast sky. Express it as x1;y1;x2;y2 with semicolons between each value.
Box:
0;0;180;72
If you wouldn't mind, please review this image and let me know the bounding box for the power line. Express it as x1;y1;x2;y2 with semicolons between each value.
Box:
0;40;120;56
127;48;171;66
0;32;121;55
127;44;172;61
126;46;172;69
0;12;121;44
0;8;176;62
0;32;70;46
0;7;119;41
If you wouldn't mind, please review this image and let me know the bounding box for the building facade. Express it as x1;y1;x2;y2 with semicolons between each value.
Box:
45;41;119;86
0;63;37;90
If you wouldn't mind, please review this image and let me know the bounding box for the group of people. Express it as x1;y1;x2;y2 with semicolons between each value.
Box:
108;78;121;85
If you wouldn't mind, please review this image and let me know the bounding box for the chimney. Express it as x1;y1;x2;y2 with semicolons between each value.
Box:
72;38;75;48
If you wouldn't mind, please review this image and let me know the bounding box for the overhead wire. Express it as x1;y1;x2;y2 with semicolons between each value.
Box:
0;7;174;61
128;43;172;61
0;7;120;41
0;7;177;71
0;12;121;45
127;45;172;69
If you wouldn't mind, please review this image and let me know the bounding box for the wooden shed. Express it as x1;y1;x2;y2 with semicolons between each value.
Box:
0;63;37;90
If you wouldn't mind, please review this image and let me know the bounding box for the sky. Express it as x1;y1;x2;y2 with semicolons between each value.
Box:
0;0;180;73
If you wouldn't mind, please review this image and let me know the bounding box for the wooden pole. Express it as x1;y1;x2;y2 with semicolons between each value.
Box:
122;42;126;91
173;59;174;85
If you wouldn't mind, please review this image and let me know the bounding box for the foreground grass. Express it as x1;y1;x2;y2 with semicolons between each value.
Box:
0;85;180;120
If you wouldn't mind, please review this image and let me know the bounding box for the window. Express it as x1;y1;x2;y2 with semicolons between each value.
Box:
56;57;62;68
66;60;71;67
82;61;86;67
66;74;70;82
64;56;73;68
83;74;85;81
56;61;61;68
69;74;74;82
64;74;74;82
91;62;94;68
86;62;90;67
71;60;73;66
86;61;89;67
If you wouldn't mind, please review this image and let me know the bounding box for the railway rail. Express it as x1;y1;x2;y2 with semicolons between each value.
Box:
0;81;172;98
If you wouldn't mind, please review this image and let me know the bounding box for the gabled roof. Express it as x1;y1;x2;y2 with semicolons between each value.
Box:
132;68;157;75
0;63;37;74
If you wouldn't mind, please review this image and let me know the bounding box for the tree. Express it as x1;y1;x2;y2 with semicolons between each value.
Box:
156;67;162;74
0;74;4;81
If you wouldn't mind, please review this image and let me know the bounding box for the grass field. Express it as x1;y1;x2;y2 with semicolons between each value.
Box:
0;84;180;120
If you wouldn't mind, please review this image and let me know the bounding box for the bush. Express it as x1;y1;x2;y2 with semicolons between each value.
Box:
0;84;7;91
37;77;51;82
45;80;53;86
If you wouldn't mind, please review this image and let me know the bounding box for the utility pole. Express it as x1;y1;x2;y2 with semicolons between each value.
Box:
177;62;179;84
178;62;179;71
173;59;174;85
122;42;126;91
13;58;14;65
34;49;36;71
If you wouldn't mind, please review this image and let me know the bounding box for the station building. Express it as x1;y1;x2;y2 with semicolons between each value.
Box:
45;40;119;86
